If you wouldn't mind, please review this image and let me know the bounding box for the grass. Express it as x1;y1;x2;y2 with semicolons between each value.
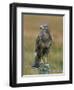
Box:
22;15;63;75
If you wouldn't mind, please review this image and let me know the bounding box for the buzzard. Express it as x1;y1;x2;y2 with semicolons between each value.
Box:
32;24;52;68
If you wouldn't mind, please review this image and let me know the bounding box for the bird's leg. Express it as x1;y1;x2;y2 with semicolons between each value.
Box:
40;56;44;64
42;55;48;64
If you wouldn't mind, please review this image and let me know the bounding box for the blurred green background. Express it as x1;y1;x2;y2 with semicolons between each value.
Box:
22;14;63;75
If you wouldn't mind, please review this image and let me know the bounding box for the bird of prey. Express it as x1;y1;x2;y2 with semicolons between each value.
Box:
32;24;52;68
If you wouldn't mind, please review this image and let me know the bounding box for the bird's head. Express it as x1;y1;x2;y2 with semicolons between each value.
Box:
40;24;48;31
